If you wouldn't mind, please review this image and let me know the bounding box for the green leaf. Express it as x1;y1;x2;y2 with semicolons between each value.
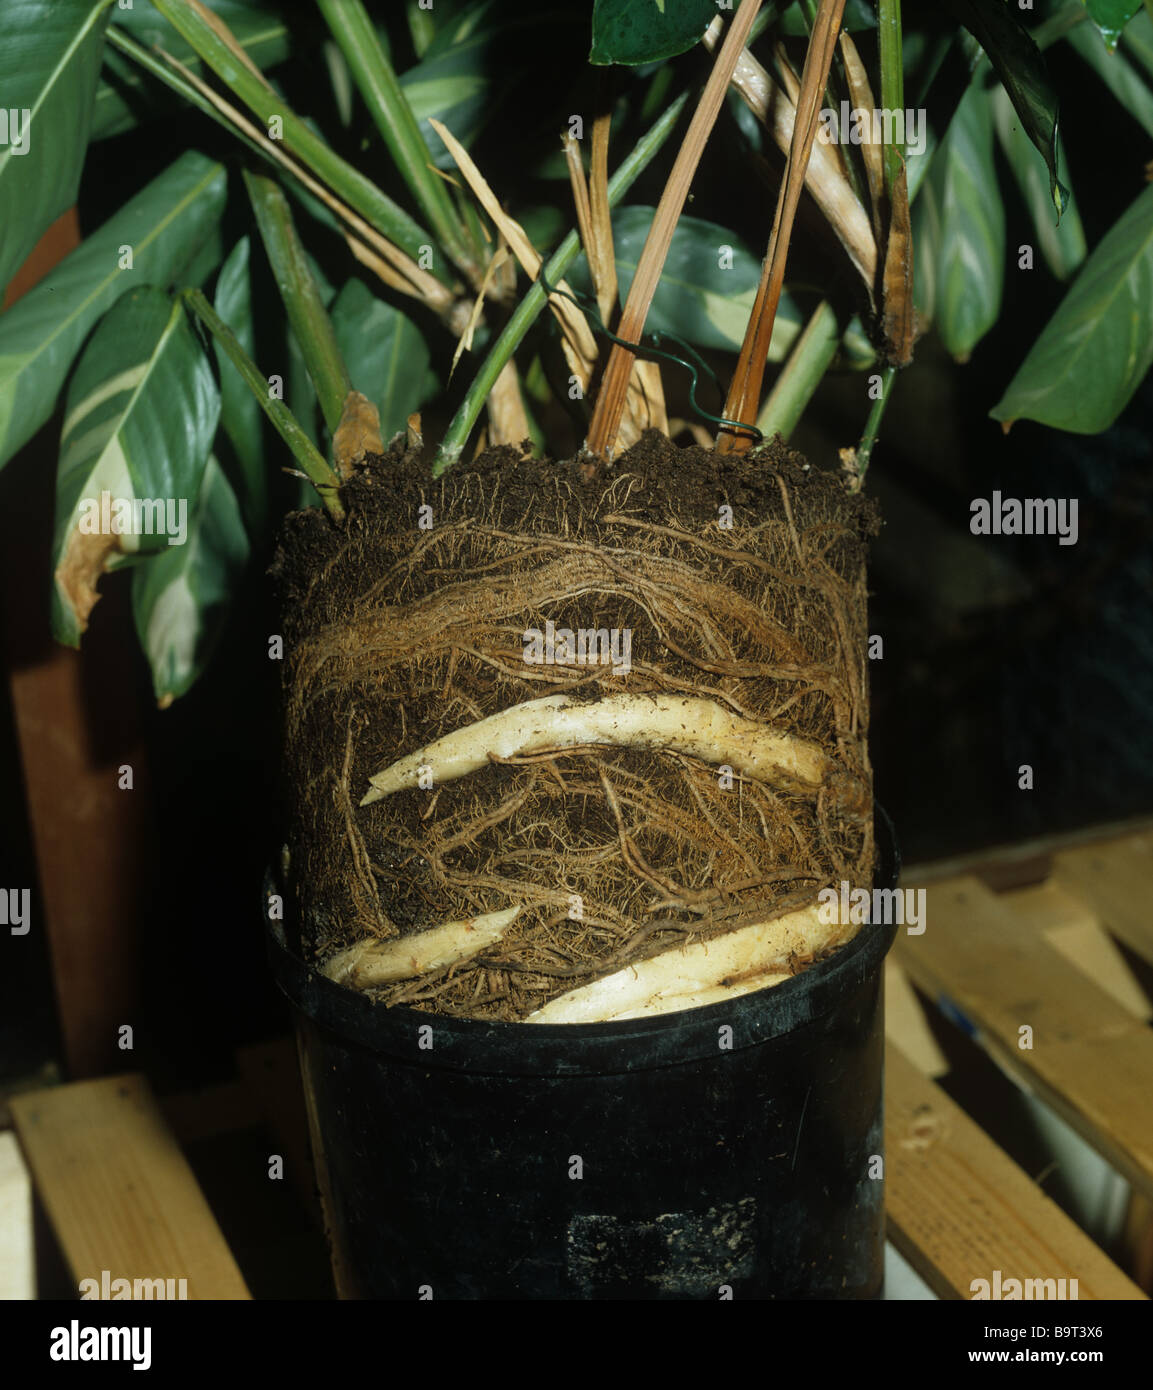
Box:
93;2;291;141
1083;0;1144;51
150;0;442;281
319;0;477;276
401;68;492;171
991;86;1086;281
330;278;433;441
0;0;111;295
132;455;248;706
408;3;437;58
213;236;268;537
605;207;802;359
0;150;226;471
945;0;1068;218
51;287;220;646
911;171;941;326
1067;18;1153;138
180;217;227;293
920;85;1004;362
590;0;718;66
424;0;506;54
399;1;518;170
991;182;1153;434
180;286;341;517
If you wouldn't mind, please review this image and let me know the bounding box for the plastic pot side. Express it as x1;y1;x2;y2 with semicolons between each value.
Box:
267;806;900;1300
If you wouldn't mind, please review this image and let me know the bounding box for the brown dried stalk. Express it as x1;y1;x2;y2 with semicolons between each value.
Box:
716;0;847;454
584;0;764;466
702;22;876;291
566;125;667;447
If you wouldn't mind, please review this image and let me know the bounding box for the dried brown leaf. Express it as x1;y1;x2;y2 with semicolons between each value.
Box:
333;390;384;479
431;117;598;392
53;530;119;638
879;162;915;368
487;360;533;450
703;19;876;292
838;31;884;244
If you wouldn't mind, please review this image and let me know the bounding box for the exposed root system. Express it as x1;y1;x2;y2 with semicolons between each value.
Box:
273;432;880;1020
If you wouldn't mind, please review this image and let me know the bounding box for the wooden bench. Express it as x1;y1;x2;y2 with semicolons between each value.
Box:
10;1075;249;1300
886;822;1153;1300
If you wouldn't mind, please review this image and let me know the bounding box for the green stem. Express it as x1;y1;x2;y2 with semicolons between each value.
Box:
149;0;450;284
316;0;479;282
756;299;838;442
1123;9;1153;79
855;363;897;481
877;0;904;200
640;64;675;125
433;93;690;477
181;289;344;521
108;25;279;162
243;170;351;434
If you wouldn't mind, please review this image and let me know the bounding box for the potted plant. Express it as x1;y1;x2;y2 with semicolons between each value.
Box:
3;0;1150;1298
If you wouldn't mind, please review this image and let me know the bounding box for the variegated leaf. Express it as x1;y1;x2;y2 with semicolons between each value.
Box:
51;286;220;645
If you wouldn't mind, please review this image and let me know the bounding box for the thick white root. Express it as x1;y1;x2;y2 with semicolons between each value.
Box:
322;906;521;988
525;903;848;1023
361;693;827;805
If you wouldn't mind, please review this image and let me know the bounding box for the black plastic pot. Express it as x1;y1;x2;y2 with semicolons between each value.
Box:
267;808;900;1300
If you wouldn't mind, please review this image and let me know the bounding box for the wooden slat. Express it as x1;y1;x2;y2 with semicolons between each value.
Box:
886;1043;1146;1301
884;958;948;1078
895;875;1153;1204
1044;920;1152;1021
0;1131;34;1299
12;1075;250;1300
1001;879;1099;936
1003;881;1151;1020
3;209;155;1080
1052;836;1153;970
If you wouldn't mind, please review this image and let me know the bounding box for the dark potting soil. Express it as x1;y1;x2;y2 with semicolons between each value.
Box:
272;432;880;1020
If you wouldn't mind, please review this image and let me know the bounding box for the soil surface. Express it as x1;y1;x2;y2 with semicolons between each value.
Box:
272;432;881;1019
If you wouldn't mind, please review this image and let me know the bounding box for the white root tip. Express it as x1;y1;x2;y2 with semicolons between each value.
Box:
362;693;827;803
322;906;521;988
525;902;849;1023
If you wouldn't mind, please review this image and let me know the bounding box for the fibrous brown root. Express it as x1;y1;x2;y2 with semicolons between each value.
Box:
274;433;880;1020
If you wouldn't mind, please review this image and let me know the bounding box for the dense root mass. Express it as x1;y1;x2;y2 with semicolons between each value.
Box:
273;432;880;1020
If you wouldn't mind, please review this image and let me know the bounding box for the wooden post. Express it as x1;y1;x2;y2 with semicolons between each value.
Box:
2;210;153;1078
